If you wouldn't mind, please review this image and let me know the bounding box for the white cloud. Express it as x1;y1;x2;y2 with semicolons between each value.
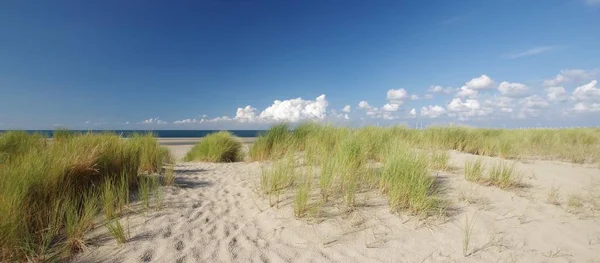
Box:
456;74;494;98
465;74;494;90
382;103;400;112
546;86;568;102
410;94;419;100
498;81;530;98
504;46;557;59
456;86;478;98
235;105;258;123
139;118;167;125
500;107;514;113
387;88;408;102
258;94;328;122
342;105;351;112
572;102;600;113
520;95;550;108
448;98;481;112
572;80;600;102
447;98;493;120
174;118;204;124
428;85;454;94
358;101;371;109
544;69;598;86
409;108;417;117
421;105;446;118
424;94;434;99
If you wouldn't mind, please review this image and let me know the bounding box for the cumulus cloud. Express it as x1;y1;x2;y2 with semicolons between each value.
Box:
498;81;530;98
447;98;493;120
546;86;568;102
572;80;600;102
465;75;494;90
342;105;351;112
358;101;371;109
258;94;328;122
421;105;446;118
520;95;550;108
235;105;258;123
410;94;420;100
139;118;167;125
428;85;454;94
572;102;600;113
387;89;408;102
544;69;598;86
382;103;400;112
456;74;494;98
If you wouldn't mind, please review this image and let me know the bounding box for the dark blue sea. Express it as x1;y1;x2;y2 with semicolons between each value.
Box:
0;130;264;138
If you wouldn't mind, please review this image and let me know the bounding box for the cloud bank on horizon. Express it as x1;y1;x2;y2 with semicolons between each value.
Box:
136;68;599;129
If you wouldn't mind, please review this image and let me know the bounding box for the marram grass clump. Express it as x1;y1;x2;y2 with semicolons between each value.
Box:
184;131;243;162
0;131;170;261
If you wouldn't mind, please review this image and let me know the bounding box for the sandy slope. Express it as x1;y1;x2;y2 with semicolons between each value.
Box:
75;145;600;263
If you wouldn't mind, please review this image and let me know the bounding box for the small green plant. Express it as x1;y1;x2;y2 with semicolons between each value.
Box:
105;219;128;245
464;159;485;183
487;162;520;189
567;194;583;211
184;131;243;162
463;214;477;257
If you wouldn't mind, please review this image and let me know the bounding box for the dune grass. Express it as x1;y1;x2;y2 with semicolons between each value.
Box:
251;123;598;219
184;131;243;162
249;123;294;161
380;143;443;216
464;159;485;183
0;131;171;261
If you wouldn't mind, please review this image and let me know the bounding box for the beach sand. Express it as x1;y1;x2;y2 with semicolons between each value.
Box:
74;140;600;262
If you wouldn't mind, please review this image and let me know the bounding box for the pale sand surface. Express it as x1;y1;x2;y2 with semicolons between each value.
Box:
75;143;600;263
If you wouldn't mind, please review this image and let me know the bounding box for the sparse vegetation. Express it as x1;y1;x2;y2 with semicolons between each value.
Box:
0;131;171;261
464;159;485;183
547;186;561;206
184;131;243;162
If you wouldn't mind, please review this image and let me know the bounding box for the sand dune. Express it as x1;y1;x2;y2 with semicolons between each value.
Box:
75;144;600;263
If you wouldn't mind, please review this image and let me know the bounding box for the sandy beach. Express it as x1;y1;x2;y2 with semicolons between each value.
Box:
71;139;600;263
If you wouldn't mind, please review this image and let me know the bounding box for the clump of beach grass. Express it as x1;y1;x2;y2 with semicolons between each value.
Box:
184;131;243;162
0;131;171;261
464;159;485;183
249;123;295;161
379;142;443;216
487;162;521;189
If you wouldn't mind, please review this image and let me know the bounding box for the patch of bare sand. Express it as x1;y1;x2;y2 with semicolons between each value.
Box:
74;149;600;263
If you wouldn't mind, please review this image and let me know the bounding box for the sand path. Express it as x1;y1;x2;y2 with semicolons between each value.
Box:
75;149;600;263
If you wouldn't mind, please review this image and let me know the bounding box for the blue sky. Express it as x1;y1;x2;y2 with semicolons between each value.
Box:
1;0;599;129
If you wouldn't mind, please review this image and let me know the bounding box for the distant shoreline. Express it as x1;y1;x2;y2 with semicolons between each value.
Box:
0;130;265;138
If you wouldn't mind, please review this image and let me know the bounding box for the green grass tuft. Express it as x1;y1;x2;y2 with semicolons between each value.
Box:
184;131;243;162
